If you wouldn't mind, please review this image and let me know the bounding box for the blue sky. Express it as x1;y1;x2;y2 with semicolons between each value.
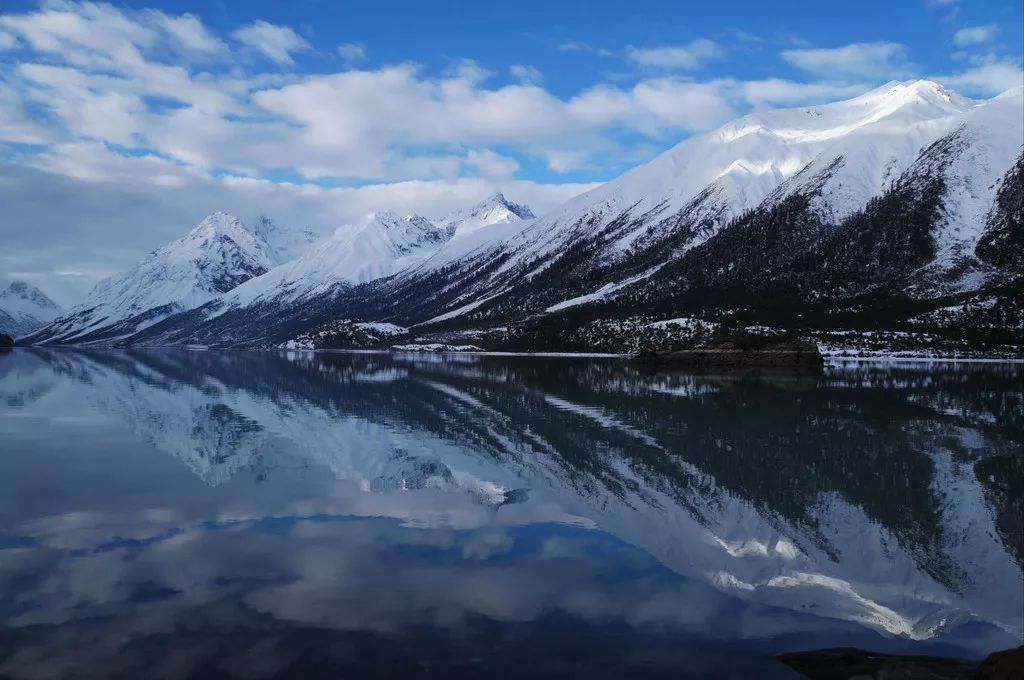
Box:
0;0;1021;303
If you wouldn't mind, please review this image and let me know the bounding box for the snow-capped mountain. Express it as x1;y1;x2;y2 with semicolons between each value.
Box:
437;192;536;237
0;280;63;338
25;212;275;345
25;81;1024;350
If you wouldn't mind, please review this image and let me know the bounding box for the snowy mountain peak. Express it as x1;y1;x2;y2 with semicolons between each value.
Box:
24;213;276;344
859;79;972;109
0;280;63;338
438;192;536;237
182;212;271;258
1;281;61;312
188;211;245;237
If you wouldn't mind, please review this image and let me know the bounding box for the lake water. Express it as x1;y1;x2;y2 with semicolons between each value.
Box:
0;349;1021;679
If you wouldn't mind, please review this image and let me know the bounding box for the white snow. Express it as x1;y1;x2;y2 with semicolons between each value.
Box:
930;88;1024;273
354;322;406;336
544;266;663;312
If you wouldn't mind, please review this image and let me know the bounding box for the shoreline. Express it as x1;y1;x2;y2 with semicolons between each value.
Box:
281;347;1024;363
10;345;1024;363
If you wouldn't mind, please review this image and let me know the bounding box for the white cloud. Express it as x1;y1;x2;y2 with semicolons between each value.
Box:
567;79;734;135
464;149;520;178
626;40;722;71
509;64;542;84
781;42;913;79
232;20;309;65
557;40;614;57
337;42;367;62
740;79;870;107
952;25;997;47
148;12;226;56
933;57;1024;96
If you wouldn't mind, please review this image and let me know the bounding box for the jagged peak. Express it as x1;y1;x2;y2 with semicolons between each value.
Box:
187;212;248;238
437;192;536;237
0;280;61;309
476;192;535;218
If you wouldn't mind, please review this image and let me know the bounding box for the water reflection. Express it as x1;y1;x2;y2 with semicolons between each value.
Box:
0;349;1021;678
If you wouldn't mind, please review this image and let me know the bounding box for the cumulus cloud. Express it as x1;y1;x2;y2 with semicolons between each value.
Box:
740;79;870;107
626;40;723;71
933;57;1024;96
464;149;520;178
952;25;997;47
232;20;309;65
781;42;914;79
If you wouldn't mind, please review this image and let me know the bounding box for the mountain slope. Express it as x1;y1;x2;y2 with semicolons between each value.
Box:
0;281;63;338
25;212;275;345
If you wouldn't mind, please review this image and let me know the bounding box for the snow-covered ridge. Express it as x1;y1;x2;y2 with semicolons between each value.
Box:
199;195;537;314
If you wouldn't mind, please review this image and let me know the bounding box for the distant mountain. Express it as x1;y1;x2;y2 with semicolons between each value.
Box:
0;281;63;338
25;81;1024;351
437;192;535;237
24;212;275;345
250;215;319;265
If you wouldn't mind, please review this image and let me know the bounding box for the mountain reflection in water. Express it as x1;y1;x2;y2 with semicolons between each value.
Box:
0;349;1021;679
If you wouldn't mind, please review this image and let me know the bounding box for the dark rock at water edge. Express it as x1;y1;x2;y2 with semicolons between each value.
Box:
0;333;14;348
634;330;824;370
778;645;1024;680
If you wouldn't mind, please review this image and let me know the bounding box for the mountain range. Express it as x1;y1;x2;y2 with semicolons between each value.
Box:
21;80;1024;352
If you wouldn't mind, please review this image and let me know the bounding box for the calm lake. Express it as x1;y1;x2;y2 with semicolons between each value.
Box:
0;349;1021;679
